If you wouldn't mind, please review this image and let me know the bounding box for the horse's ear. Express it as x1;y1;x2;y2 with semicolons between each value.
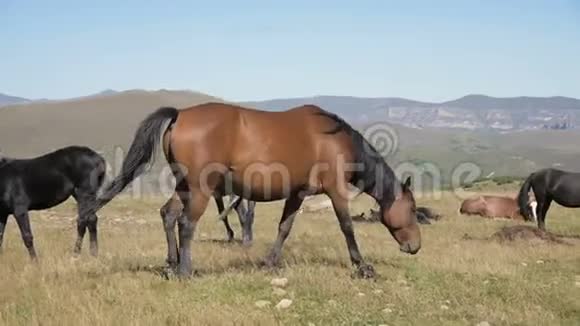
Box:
403;176;412;191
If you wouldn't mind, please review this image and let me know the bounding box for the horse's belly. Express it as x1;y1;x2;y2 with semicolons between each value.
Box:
226;172;309;202
553;198;580;208
29;194;71;211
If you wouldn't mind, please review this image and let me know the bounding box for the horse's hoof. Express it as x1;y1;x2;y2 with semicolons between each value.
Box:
354;264;376;279
161;266;177;280
242;240;253;248
259;257;279;270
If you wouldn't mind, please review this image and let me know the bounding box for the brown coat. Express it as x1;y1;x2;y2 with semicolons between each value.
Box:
460;195;525;220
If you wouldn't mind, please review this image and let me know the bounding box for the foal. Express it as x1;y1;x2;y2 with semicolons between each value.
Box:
0;146;105;258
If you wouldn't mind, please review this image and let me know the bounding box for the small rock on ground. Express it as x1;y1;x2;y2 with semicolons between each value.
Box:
382;308;393;314
276;299;293;310
440;305;450;310
271;277;289;288
476;322;491;326
272;288;287;296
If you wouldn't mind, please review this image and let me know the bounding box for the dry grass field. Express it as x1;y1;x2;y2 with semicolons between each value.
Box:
0;188;579;326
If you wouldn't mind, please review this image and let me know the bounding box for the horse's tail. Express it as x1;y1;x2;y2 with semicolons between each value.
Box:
96;107;179;210
517;173;534;221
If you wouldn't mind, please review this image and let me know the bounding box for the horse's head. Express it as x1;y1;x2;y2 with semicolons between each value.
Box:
381;177;421;254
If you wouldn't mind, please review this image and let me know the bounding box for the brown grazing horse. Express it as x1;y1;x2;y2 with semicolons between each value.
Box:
460;195;537;221
97;103;421;278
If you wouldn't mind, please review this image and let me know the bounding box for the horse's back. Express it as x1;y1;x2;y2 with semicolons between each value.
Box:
172;102;351;164
482;196;519;218
169;103;355;199
535;168;580;207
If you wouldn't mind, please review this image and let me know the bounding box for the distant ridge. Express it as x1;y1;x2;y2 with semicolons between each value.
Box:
242;94;580;130
442;94;580;111
243;94;580;112
2;89;580;130
0;93;30;107
1;89;580;183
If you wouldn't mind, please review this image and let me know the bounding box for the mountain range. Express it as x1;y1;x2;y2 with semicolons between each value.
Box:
1;89;579;186
5;90;578;131
242;94;580;130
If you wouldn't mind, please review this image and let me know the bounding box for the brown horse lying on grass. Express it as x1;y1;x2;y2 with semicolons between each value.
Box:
96;103;421;278
460;195;537;221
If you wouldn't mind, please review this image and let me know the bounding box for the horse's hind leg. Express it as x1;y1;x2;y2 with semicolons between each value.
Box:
13;207;37;260
329;192;375;279
537;197;552;231
0;213;8;253
75;194;99;256
177;188;210;277
237;200;255;246
214;195;235;242
73;211;88;255
263;193;303;268
160;192;182;269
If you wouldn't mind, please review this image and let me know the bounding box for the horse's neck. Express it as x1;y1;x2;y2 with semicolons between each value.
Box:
371;183;397;210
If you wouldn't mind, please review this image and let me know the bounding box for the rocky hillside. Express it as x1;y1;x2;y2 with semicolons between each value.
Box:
243;95;580;131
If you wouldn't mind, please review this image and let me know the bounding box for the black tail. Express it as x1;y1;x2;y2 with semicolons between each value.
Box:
517;173;534;221
96;107;179;209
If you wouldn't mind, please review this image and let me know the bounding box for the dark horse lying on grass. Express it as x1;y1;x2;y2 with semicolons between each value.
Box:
518;168;580;230
96;103;421;278
0;146;106;258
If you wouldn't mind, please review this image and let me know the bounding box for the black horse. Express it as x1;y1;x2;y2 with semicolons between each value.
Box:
214;195;256;244
161;193;256;246
518;168;580;230
0;146;106;258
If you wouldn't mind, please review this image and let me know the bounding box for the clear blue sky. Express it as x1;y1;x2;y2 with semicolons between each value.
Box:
1;0;579;101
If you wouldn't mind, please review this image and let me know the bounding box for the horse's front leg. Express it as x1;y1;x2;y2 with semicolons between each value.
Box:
263;194;303;267
329;192;375;279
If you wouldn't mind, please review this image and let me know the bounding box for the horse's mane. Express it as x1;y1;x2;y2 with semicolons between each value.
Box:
314;111;398;204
